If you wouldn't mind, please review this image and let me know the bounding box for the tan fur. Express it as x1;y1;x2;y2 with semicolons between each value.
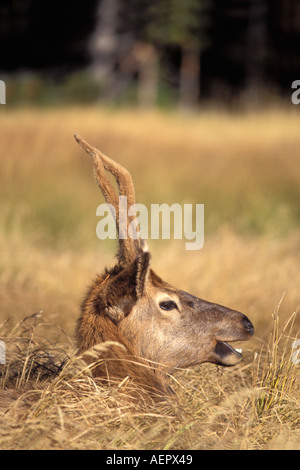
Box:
74;135;254;400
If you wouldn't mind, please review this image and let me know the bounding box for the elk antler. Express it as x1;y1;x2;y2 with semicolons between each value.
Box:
74;134;142;266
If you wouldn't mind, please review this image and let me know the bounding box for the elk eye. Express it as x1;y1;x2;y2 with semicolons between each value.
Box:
159;300;178;311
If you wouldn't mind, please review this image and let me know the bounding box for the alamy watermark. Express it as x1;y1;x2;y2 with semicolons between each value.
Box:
291;339;300;365
96;196;204;251
0;340;5;365
291;80;300;105
0;80;6;104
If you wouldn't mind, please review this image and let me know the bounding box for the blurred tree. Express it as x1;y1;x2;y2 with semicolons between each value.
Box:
89;0;160;107
146;0;212;108
89;0;119;98
245;0;269;102
132;42;159;108
118;0;160;107
1;0;300;104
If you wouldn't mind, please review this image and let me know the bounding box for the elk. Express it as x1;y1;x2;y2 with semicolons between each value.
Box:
74;135;254;400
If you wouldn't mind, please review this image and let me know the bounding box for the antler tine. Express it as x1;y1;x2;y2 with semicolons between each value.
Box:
74;134;142;265
74;133;119;216
74;134;136;207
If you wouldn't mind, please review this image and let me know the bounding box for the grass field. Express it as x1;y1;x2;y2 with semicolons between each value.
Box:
0;106;299;449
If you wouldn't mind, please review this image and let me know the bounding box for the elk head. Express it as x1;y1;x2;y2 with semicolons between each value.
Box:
74;135;254;393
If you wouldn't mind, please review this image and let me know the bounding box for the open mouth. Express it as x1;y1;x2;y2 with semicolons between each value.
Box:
213;340;243;366
212;316;254;366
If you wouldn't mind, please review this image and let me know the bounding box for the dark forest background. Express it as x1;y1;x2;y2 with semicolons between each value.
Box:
1;0;300;107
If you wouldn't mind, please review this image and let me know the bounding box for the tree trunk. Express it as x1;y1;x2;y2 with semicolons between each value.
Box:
245;0;268;103
89;0;119;97
179;46;200;109
133;43;159;108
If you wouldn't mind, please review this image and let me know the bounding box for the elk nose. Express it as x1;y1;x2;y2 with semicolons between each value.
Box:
242;316;254;336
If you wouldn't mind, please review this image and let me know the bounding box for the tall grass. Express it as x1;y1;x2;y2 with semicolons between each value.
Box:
0;106;299;449
0;308;298;450
1;106;300;245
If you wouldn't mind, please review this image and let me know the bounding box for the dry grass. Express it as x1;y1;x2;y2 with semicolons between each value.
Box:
0;106;299;449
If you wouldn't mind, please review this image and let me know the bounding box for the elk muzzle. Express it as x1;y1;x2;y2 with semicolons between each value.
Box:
211;311;254;366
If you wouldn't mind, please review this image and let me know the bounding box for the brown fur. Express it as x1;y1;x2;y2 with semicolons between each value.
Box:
74;135;254;401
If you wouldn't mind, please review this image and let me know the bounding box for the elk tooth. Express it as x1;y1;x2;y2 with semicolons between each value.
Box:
235;348;242;354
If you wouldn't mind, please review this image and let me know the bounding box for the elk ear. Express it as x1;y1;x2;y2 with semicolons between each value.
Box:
100;251;151;323
134;250;151;298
